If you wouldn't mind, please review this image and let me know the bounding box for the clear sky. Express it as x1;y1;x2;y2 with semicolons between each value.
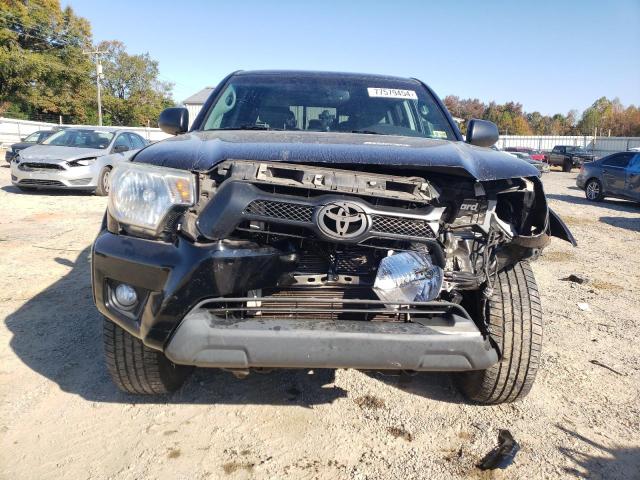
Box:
63;0;640;116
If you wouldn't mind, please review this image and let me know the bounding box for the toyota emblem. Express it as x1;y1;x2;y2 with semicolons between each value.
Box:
317;202;368;239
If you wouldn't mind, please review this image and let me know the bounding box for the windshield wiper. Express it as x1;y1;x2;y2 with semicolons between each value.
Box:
351;129;387;135
207;124;283;131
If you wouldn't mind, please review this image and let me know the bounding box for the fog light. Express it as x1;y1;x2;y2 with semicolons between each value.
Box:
373;251;443;306
114;283;138;309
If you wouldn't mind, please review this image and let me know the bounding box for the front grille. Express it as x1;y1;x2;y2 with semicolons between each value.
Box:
19;179;64;186
18;162;64;171
244;200;313;222
241;199;437;241
370;215;435;238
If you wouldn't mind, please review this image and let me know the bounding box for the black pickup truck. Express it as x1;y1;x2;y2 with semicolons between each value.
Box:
548;145;595;172
92;70;575;404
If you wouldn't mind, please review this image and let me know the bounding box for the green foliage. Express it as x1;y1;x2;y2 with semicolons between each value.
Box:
0;0;173;126
97;40;174;127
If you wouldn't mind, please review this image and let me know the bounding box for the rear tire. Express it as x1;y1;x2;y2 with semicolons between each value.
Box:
95;166;112;196
103;317;193;394
585;178;604;202
456;262;542;404
562;159;572;172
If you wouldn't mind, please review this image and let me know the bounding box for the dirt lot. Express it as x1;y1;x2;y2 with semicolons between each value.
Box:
0;164;638;480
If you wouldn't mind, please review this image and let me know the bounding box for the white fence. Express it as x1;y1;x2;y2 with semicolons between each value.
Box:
3;118;639;159
497;135;640;157
0;117;171;147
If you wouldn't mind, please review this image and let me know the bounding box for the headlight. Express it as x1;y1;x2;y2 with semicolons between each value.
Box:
68;157;96;167
108;162;195;235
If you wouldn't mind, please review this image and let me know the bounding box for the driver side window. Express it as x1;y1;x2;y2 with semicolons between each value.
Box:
601;153;632;168
113;134;131;151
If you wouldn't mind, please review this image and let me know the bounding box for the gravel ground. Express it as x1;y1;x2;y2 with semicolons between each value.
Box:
0;164;638;480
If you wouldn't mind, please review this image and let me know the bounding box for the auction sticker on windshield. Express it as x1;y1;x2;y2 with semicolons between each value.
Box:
367;88;418;100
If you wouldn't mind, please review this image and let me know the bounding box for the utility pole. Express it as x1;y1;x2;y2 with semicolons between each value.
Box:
83;49;106;126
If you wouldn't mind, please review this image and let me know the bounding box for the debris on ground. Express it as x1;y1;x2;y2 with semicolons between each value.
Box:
561;274;590;284
589;360;625;376
386;426;413;442
354;394;386;410
577;302;591;311
477;429;520;470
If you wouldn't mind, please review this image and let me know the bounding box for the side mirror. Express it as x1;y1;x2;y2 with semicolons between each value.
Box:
159;107;189;135
113;144;129;153
466;119;499;147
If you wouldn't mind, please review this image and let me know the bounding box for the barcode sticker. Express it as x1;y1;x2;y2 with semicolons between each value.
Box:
367;88;418;100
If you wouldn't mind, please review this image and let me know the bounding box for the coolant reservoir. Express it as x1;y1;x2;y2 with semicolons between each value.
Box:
373;251;443;306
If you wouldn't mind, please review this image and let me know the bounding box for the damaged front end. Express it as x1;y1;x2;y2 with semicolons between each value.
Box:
93;159;573;372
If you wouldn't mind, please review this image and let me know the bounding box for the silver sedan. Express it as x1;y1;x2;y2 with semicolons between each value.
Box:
10;127;148;195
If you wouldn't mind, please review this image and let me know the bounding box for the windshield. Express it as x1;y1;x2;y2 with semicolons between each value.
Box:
201;75;456;140
23;132;42;143
567;147;586;153
43;129;114;149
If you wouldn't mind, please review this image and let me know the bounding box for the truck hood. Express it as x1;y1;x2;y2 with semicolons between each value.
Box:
133;130;539;181
17;145;107;163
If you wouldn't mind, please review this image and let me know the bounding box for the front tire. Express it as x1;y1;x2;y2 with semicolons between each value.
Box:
103;318;193;394
562;159;572;172
95;166;112;196
456;262;542;404
585;178;604;202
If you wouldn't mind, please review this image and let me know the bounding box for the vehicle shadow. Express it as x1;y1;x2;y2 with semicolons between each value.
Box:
599;216;640;232
556;424;640;478
545;193;639;213
1;185;94;196
366;371;465;404
5;246;347;406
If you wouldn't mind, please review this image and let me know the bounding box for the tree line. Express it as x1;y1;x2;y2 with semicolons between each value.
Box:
0;0;173;126
444;95;640;137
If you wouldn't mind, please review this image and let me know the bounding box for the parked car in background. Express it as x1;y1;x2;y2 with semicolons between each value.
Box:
5;129;58;163
509;151;550;174
576;151;640;202
548;145;595;172
504;146;546;162
10;127;148;195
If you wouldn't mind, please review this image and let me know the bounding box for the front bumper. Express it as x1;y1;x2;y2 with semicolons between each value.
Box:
165;300;498;371
93;230;499;371
10;161;97;189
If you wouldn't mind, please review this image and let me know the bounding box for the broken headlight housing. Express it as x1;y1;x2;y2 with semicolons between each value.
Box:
108;162;195;236
68;157;96;167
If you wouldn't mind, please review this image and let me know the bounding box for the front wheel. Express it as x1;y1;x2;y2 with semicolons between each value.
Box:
562;159;572;172
456;262;542;404
95;166;112;196
103;318;193;394
585;178;604;202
